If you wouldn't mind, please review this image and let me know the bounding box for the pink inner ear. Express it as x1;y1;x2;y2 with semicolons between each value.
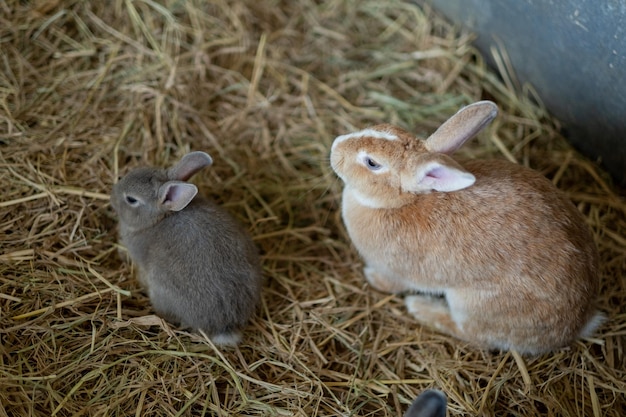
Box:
420;164;475;192
425;166;448;179
161;182;197;211
165;184;183;203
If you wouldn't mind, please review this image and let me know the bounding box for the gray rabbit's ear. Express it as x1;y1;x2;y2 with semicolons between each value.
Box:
403;154;475;193
168;152;213;181
425;101;498;154
403;390;447;417
158;181;198;211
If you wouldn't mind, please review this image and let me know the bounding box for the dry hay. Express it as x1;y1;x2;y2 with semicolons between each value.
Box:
1;0;625;416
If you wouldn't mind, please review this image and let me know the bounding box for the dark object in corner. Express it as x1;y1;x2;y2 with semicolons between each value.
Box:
424;0;626;186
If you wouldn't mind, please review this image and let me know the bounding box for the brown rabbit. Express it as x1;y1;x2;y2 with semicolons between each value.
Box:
330;101;603;354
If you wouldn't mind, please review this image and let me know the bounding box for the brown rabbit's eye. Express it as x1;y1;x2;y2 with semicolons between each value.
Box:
365;157;382;170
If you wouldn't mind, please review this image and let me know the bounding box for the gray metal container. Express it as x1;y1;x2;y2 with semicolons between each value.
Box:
424;0;626;186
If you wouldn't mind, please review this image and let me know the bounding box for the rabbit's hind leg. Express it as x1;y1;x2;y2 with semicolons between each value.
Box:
404;294;462;339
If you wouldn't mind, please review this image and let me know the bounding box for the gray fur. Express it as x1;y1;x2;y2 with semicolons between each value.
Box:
404;390;447;417
110;152;262;344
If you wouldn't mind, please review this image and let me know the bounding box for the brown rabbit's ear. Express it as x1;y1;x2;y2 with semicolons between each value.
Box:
403;154;475;193
425;101;498;154
168;151;213;181
158;181;198;211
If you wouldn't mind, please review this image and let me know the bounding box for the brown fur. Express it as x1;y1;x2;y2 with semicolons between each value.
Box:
330;104;602;354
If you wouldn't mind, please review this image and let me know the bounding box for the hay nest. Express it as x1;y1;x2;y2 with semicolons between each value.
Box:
1;1;625;416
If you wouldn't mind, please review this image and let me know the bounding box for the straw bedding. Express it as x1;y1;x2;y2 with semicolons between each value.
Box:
1;0;625;415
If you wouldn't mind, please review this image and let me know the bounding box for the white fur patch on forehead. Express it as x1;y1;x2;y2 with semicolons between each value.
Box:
332;128;398;150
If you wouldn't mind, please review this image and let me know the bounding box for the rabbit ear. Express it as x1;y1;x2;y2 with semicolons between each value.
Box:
158;181;198;211
425;101;498;154
168;152;213;181
404;154;475;193
403;390;447;417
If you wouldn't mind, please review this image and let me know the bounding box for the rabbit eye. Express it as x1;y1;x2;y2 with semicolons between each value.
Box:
125;195;139;205
364;157;382;171
357;151;386;172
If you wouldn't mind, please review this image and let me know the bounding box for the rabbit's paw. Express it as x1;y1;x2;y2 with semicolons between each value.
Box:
405;294;461;337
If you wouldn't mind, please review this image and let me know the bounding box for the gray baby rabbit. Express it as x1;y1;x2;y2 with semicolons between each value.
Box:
110;151;262;345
